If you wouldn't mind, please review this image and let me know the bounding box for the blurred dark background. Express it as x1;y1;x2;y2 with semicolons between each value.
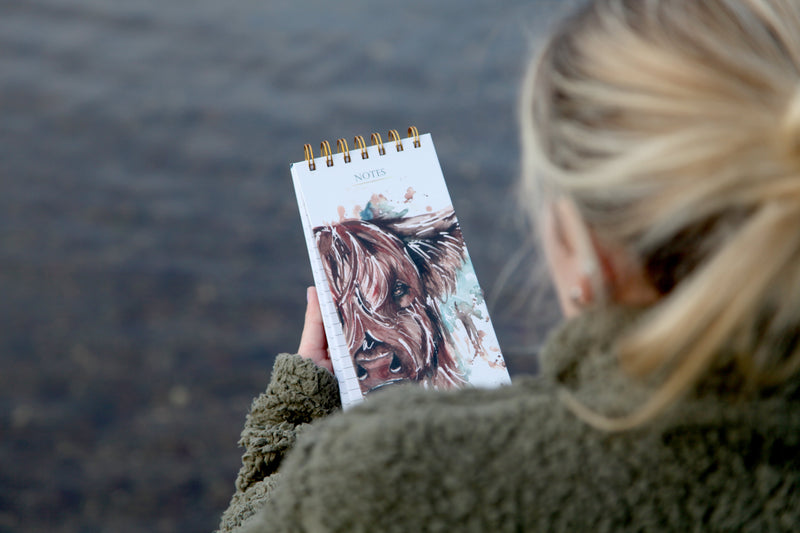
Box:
0;1;572;531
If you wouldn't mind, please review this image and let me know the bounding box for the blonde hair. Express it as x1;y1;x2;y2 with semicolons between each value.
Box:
522;0;800;429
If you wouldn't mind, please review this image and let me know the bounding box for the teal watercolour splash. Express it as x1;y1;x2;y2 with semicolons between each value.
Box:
359;204;374;220
360;200;408;221
439;255;486;380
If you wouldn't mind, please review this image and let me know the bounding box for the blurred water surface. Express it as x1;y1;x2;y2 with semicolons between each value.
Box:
0;0;572;531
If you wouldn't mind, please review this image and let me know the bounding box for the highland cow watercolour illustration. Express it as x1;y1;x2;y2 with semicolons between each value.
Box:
315;208;470;394
291;132;510;407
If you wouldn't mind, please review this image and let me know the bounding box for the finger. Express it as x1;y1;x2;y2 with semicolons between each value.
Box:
298;287;333;372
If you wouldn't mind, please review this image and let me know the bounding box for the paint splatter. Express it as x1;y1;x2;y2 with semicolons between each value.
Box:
454;301;488;360
370;193;388;205
358;194;408;221
404;187;416;203
337;205;346;221
359;204;374;220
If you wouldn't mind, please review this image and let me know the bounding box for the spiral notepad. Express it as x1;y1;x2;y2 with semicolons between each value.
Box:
290;127;510;408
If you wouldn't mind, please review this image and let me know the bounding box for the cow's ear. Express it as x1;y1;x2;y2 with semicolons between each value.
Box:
384;208;466;299
314;226;346;297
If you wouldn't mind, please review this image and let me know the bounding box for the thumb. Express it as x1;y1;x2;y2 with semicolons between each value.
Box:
297;287;332;372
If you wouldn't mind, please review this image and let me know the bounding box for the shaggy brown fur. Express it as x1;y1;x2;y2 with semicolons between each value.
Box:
315;208;467;394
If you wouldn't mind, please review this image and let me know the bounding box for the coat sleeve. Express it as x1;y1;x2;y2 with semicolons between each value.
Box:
216;353;341;533
232;381;574;533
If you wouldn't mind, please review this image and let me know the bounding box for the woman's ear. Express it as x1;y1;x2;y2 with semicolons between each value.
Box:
541;196;659;318
541;197;598;317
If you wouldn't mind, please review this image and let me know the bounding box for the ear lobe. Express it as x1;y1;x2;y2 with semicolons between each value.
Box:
543;198;601;315
547;197;658;312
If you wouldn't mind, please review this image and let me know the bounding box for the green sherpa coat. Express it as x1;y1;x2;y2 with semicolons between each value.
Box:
218;307;800;532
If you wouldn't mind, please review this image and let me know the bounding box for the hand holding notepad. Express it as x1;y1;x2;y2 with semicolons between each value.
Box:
291;127;510;408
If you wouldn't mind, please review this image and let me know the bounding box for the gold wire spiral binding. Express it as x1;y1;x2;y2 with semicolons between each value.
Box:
320;140;333;167
303;143;316;171
303;127;420;167
371;132;386;155
337;138;351;163
408;126;420;148
354;135;368;159
388;129;403;151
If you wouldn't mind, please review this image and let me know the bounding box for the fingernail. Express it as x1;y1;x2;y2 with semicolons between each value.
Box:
306;286;312;302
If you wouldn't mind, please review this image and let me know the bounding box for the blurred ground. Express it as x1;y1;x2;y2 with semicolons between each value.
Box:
0;1;571;531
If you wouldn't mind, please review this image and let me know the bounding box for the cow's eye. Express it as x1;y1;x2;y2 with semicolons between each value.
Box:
389;354;403;374
392;280;409;300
